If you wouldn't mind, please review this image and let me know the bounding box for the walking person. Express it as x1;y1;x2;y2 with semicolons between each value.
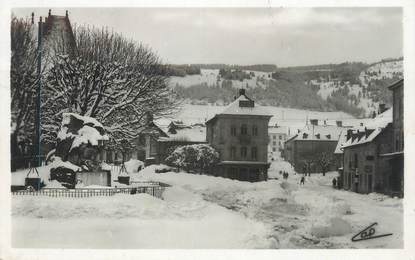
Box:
332;177;337;188
300;176;305;185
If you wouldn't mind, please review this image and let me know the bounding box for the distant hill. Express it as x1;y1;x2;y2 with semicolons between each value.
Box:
168;58;403;118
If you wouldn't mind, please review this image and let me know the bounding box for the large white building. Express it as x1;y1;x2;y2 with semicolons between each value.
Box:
268;126;288;160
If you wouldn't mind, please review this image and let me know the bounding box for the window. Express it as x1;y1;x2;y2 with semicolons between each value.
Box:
273;135;276;140
241;147;247;158
279;135;282;140
354;153;358;168
272;147;276;152
230;147;236;159
241;124;248;135
252;125;258;136
231;125;237;136
251;147;258;160
273;141;277;146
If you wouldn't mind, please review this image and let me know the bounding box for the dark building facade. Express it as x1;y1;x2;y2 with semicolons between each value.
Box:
341;124;394;194
284;122;344;173
379;79;404;196
206;89;272;182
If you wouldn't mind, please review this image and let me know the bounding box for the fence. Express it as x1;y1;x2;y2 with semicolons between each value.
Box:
12;185;166;199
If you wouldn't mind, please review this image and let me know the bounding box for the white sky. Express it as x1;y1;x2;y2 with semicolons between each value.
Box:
13;7;403;67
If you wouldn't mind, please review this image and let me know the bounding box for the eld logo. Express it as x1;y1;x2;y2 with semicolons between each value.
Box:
352;222;393;242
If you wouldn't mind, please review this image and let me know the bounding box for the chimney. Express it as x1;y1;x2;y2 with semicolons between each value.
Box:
378;103;386;114
48;9;51;17
310;119;318;126
336;120;343;127
346;129;353;140
360;122;364;126
323;120;327;126
239;88;246;96
146;112;153;125
66;10;69;18
31;12;34;24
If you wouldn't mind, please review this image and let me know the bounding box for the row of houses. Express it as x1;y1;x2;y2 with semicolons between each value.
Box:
338;79;404;196
282;79;403;196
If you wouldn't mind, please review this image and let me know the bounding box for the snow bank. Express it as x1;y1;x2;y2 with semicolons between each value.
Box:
45;180;67;189
310;217;352;238
13;187;275;248
124;159;144;173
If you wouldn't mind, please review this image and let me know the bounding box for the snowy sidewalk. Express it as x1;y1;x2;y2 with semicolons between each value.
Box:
12;162;402;249
12;186;274;248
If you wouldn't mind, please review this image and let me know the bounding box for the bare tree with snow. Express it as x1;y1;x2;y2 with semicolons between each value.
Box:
42;26;178;148
10;16;40;170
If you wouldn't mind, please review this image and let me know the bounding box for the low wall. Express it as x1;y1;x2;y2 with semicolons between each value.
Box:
77;171;111;187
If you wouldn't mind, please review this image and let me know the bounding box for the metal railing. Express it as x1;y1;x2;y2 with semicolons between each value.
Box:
12;186;166;199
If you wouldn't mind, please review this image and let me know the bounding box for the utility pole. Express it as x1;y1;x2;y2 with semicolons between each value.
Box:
35;16;43;167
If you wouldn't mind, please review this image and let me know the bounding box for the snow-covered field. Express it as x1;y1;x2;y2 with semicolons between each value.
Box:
12;161;402;249
173;103;355;128
168;69;272;89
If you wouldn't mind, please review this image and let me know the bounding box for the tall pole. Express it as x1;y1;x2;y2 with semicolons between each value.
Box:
36;16;43;167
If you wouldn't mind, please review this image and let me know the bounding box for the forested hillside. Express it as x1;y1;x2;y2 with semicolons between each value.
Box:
169;59;403;118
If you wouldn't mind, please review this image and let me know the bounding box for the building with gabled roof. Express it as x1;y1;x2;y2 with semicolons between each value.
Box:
283;120;346;174
338;105;398;195
206;89;272;182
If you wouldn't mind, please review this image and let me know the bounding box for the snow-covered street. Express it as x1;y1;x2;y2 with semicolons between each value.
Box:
12;161;402;249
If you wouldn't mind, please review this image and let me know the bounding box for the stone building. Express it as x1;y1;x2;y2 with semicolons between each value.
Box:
283;121;344;173
205;89;272;182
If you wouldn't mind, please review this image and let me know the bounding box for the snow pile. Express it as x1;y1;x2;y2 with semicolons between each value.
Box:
70;125;107;151
268;159;296;178
310;217;352;238
124;159;144;173
57;113;109;151
45;180;67;189
13;187;275;248
49;156;81;172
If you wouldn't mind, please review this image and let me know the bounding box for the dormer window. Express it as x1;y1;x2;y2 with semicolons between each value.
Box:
326;134;331;139
315;133;320;139
239;100;254;107
303;133;308;139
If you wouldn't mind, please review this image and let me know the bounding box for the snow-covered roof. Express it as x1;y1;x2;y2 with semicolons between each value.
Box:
334;130;349;154
218;161;269;165
341;125;390;149
338;109;392;150
206;93;272;123
290;125;344;142
159;125;207;142
268;126;288;135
